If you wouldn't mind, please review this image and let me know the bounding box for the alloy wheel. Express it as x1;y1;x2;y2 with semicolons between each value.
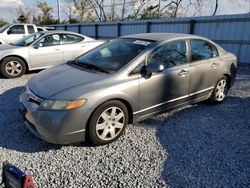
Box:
5;61;22;76
95;107;125;141
215;79;227;101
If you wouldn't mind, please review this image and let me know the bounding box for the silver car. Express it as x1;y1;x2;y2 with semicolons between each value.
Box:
19;33;237;145
0;31;104;78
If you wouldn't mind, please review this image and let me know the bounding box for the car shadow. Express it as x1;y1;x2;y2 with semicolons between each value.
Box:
142;95;250;187
0;69;42;79
0;86;62;153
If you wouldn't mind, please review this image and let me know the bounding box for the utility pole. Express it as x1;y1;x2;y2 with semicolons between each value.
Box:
57;0;61;23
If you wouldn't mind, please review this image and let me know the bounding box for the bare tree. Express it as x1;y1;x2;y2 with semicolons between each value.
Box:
160;0;183;18
65;0;89;22
121;0;126;20
87;0;107;22
212;0;219;16
182;0;205;17
130;0;151;19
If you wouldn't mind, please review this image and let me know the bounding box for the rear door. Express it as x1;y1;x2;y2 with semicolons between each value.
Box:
29;33;63;69
188;39;222;97
61;34;87;62
136;40;190;117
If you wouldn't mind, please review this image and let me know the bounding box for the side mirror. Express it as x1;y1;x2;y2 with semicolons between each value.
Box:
33;43;42;49
7;30;12;35
145;63;164;74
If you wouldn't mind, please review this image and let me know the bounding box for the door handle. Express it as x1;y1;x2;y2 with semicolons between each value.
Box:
81;45;86;47
178;70;189;76
211;63;219;68
54;49;60;51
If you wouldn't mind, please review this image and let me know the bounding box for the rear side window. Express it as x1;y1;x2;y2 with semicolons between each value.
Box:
147;40;187;69
37;28;43;32
27;25;35;34
62;34;84;44
190;39;219;61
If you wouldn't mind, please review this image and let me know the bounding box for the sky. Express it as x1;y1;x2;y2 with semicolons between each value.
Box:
0;0;249;23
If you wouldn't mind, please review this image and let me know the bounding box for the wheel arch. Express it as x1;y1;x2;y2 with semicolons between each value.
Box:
87;98;134;127
223;73;231;88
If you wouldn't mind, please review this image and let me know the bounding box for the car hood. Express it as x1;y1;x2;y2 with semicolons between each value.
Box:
28;63;109;99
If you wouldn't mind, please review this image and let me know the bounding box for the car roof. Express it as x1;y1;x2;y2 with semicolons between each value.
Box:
120;32;202;42
39;30;84;36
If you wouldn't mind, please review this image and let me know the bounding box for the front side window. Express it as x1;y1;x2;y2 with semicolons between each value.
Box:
27;25;35;34
62;34;84;44
190;39;219;61
7;25;25;34
39;34;61;47
147;41;187;69
75;38;154;72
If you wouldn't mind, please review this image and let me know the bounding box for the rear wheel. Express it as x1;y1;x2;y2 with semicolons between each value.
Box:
88;100;128;145
0;57;26;78
210;76;228;103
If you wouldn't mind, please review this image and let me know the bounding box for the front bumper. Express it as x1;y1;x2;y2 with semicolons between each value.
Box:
19;88;90;145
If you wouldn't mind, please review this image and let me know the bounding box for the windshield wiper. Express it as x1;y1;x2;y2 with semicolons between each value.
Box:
73;61;109;74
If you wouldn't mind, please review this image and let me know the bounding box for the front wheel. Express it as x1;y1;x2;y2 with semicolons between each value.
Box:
210;76;228;103
88;100;128;145
0;57;26;78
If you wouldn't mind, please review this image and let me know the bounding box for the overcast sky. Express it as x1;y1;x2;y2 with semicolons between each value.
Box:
0;0;249;23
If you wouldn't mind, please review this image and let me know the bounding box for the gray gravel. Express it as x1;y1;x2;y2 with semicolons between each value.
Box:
0;66;249;187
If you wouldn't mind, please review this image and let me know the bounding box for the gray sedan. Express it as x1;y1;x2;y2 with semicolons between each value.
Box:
0;31;104;78
19;33;237;145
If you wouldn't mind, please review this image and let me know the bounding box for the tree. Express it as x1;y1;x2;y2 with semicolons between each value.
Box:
87;0;107;22
16;8;31;23
0;19;7;27
140;4;159;19
160;0;183;18
36;1;57;25
65;0;89;23
212;0;219;16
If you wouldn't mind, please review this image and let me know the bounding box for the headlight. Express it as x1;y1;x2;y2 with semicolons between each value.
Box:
39;99;87;110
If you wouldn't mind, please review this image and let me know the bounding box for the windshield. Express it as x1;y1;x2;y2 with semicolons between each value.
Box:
12;33;44;46
0;24;10;33
76;38;154;72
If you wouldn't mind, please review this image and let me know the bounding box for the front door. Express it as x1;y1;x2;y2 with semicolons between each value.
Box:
136;40;190;118
29;34;63;69
5;25;26;44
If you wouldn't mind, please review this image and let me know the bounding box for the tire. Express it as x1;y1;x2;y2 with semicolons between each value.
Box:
88;100;128;145
0;57;26;78
209;75;228;103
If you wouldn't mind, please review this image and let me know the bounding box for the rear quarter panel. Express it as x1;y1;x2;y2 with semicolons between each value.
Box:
220;52;237;86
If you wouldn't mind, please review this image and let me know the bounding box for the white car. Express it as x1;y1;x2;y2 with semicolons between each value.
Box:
37;26;56;32
0;24;38;45
0;31;105;78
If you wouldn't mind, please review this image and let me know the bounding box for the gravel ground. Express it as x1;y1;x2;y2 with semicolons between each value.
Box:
0;66;249;187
